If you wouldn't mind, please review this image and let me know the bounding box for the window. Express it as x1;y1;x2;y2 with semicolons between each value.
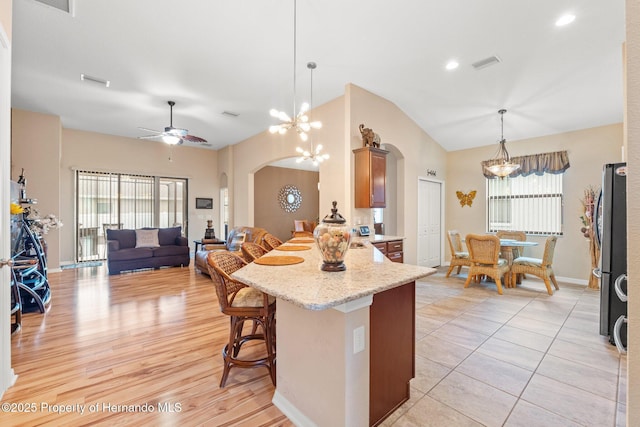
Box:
75;171;188;261
487;173;563;235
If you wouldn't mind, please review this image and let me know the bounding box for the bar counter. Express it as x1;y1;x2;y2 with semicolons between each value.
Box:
232;238;436;426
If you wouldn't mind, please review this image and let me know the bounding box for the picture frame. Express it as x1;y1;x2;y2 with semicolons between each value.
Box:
195;197;213;209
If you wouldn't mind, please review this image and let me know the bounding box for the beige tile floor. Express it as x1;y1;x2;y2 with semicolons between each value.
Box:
381;267;626;427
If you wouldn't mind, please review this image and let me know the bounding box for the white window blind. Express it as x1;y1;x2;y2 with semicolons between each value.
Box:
487;173;563;235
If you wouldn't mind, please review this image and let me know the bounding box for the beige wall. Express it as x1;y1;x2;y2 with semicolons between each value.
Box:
11;109;62;267
227;84;447;265
626;0;639;422
446;123;623;281
0;0;11;42
254;166;319;242
11;109;219;267
347;84;448;264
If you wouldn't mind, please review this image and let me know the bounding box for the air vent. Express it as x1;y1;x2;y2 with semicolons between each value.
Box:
34;0;74;14
472;55;501;70
80;74;110;88
222;111;240;117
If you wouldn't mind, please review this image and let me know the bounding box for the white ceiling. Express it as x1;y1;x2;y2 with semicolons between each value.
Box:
11;0;626;154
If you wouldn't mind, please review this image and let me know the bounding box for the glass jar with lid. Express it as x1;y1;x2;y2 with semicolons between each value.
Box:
314;201;351;271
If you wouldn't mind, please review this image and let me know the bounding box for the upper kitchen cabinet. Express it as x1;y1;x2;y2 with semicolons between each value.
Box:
353;147;388;208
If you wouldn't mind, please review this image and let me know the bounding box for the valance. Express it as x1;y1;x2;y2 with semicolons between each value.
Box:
481;150;570;179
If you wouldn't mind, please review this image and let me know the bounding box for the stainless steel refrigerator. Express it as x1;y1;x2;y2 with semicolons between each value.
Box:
595;162;627;351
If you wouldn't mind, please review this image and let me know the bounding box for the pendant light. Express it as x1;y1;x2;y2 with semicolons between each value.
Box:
485;109;520;178
269;0;321;141
296;62;329;166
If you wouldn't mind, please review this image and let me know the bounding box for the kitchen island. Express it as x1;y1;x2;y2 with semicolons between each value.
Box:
232;238;436;426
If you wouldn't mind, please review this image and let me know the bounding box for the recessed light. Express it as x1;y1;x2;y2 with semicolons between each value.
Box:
555;13;575;27
445;60;459;71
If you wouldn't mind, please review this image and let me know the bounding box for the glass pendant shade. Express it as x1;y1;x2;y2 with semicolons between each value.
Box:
485;109;520;178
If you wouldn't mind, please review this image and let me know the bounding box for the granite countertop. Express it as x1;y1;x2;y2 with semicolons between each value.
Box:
369;234;404;243
231;239;435;311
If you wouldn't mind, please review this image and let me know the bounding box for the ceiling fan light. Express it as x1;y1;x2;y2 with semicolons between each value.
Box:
162;135;181;145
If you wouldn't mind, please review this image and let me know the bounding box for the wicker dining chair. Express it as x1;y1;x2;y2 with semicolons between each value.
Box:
511;235;559;295
262;233;283;251
207;251;276;387
496;230;527;258
464;234;510;295
446;230;472;278
241;241;269;262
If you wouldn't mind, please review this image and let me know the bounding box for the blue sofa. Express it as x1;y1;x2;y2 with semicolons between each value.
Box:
106;226;190;275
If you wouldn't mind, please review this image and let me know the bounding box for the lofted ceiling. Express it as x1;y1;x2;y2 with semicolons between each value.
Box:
11;0;626;154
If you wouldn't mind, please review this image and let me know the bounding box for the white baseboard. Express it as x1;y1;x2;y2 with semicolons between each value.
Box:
272;390;317;427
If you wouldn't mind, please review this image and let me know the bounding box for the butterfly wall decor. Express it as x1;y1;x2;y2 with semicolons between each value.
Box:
456;190;477;207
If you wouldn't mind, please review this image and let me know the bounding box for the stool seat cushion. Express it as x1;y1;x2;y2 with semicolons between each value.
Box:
232;287;276;308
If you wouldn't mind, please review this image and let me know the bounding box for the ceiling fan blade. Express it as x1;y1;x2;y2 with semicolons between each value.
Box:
182;134;208;143
137;127;162;134
138;134;163;140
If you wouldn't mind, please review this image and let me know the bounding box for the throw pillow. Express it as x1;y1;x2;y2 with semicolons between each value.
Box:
228;232;246;251
135;229;160;248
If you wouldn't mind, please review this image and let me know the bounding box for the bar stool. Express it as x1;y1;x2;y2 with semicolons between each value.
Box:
207;251;276;387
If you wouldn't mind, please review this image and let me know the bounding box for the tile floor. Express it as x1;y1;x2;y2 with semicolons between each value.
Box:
381;267;626;427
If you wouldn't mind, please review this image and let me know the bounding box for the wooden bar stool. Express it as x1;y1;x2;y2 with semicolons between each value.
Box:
207;251;276;387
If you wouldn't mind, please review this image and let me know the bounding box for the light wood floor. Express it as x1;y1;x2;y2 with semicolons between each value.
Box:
2;265;293;427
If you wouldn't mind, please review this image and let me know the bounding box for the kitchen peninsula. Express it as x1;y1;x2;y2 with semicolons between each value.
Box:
232;238;436;426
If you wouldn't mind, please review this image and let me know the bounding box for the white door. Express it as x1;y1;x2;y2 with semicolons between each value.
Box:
417;179;442;267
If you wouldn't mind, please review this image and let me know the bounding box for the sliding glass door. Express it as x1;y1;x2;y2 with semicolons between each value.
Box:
76;171;187;262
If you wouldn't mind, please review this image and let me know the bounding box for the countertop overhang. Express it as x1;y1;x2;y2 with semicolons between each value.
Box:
231;238;435;311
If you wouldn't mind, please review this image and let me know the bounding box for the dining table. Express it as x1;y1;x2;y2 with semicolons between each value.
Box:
499;238;539;287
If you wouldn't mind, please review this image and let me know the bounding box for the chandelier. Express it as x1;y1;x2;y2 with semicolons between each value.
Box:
269;0;321;141
296;62;329;166
485;109;520;178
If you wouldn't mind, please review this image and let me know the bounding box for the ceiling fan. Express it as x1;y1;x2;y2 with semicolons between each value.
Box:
138;101;208;145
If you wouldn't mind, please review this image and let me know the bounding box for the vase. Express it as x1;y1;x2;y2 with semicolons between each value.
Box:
314;201;351;271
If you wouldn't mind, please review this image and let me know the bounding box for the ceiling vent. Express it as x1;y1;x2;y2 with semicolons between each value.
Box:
472;55;501;70
80;74;110;88
33;0;74;15
222;111;240;117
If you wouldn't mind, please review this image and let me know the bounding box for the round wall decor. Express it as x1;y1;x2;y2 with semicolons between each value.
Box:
278;185;302;213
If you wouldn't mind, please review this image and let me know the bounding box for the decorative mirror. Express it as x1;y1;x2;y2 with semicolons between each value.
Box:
278;185;302;213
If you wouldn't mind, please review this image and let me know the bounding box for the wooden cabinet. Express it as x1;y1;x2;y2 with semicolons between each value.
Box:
373;239;404;263
370;281;415;425
354;147;388;208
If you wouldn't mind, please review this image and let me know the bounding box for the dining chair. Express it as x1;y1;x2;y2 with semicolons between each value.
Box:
445;230;472;278
207;251;276;387
464;234;510;295
262;233;284;251
496;230;527;258
511;235;559;295
241;241;269;262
